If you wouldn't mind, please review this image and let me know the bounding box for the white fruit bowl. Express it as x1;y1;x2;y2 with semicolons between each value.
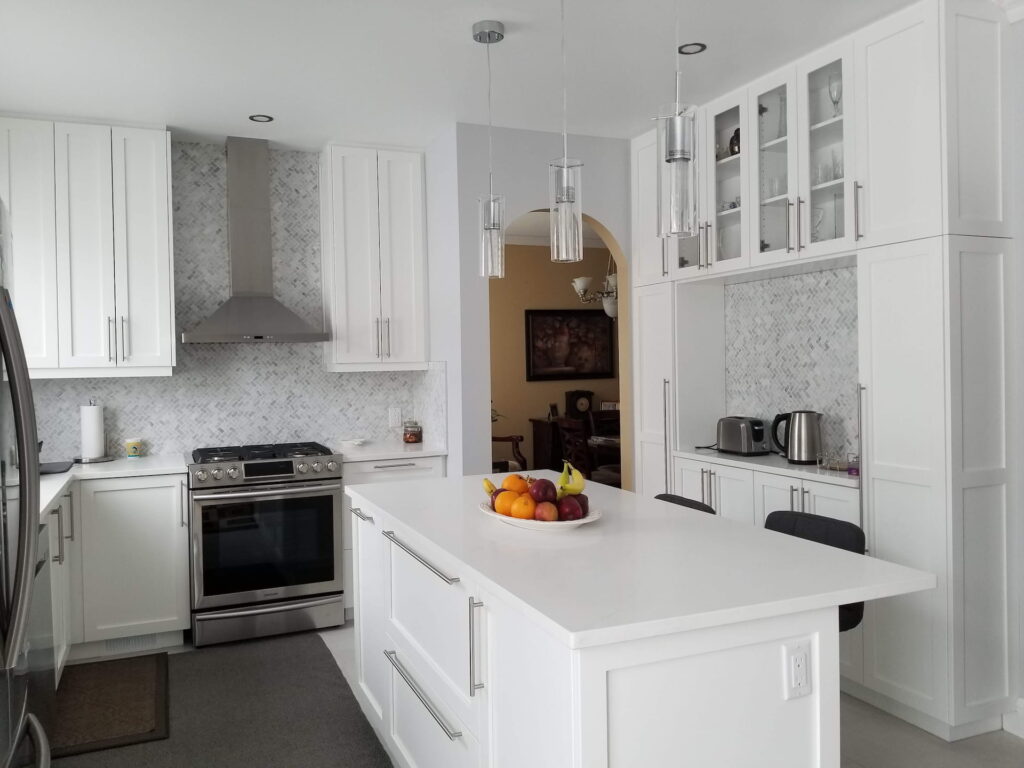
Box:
477;502;602;531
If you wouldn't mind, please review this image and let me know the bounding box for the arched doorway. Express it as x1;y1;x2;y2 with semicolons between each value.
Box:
488;211;633;488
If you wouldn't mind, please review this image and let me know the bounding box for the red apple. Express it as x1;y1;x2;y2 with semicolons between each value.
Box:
557;496;583;521
534;501;558;522
529;478;558;504
575;493;590;518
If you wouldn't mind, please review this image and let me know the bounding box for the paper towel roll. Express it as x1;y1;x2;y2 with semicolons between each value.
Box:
80;405;105;460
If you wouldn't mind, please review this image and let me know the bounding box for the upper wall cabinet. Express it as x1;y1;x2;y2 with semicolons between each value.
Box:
320;145;428;371
0;118;59;368
0;116;175;378
633;0;1008;286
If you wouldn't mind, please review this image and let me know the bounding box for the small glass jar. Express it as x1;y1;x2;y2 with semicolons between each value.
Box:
403;420;423;444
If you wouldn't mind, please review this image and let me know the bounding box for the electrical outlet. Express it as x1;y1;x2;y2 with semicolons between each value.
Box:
782;640;812;700
388;407;402;428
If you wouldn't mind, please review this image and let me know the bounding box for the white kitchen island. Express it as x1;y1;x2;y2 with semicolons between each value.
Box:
346;471;935;768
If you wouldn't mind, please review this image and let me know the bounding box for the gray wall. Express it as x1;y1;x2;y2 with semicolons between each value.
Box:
725;267;858;456
33;141;445;461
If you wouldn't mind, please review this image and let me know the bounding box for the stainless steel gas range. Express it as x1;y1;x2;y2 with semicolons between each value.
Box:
187;442;344;646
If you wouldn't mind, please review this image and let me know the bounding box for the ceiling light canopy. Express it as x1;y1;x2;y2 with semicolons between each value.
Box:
248;114;274;123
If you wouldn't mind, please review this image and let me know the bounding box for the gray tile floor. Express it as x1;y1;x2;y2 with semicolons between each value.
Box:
320;626;1024;767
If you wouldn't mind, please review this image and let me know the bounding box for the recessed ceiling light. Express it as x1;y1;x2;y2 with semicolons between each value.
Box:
248;114;274;123
678;42;707;55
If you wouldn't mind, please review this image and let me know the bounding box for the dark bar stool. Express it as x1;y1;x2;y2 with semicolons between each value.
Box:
764;510;866;631
654;493;716;515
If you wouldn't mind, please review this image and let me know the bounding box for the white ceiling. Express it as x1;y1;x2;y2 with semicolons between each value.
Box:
0;0;916;150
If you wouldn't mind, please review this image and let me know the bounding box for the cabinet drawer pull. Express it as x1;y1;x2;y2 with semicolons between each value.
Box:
372;462;416;470
854;182;864;240
795;198;804;251
786;199;795;253
789;486;797;511
802;488;810;513
107;316;114;362
374;318;381;359
469;596;484;697
384;650;463;741
64;492;75;541
351;506;374;523
50;507;65;565
383;531;460;585
661;239;668;276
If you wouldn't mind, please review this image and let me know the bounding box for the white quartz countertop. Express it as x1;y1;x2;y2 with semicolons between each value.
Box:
339;441;447;463
347;471;935;649
678;447;861;488
29;455;187;518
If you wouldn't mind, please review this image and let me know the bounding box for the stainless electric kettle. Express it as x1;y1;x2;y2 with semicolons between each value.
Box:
771;411;822;465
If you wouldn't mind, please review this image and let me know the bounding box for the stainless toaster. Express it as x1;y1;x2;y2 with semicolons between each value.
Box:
717;417;771;456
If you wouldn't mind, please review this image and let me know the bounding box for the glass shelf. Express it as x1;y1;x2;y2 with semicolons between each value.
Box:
810;177;844;193
760;135;788;151
760;193;789;206
809;114;843;132
717;206;742;217
716;153;741;166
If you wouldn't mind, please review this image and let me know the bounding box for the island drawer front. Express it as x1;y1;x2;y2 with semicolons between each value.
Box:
384;529;484;734
388;645;482;768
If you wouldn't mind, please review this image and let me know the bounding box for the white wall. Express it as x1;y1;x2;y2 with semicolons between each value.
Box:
430;123;630;474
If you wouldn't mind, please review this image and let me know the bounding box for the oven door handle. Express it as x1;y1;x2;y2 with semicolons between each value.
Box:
192;594;344;622
191;484;343;502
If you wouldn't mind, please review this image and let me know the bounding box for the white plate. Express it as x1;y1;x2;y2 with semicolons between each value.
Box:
478;502;602;531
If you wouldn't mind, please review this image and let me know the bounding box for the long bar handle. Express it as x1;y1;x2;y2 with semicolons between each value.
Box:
705;222;714;266
662;379;670;494
858;384;869;552
854;182;864;241
469;597;484;697
383;530;460;584
351;506;374;523
121;316;130;360
695;224;703;268
699;468;706;504
192;484;342;502
385;317;391;358
802;488;810;513
789;485;797;511
661;239;668;276
384;650;463;740
374;318;381;359
786;199;795;253
22;712;51;768
180;480;188;527
372;462;416;470
107;316;114;362
64;492;75;541
708;470;716;510
795;198;804;251
50;507;64;565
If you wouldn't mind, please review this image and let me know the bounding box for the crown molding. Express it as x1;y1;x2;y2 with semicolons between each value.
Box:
999;0;1024;23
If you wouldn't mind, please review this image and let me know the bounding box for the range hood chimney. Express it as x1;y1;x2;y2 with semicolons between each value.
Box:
181;137;329;343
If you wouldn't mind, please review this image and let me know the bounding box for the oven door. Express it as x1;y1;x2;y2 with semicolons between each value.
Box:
191;481;343;611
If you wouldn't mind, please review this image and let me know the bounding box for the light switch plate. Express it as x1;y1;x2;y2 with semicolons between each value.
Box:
782;640;812;700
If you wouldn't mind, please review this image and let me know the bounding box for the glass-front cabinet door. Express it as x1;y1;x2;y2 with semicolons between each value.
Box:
749;69;799;266
796;41;856;258
703;91;749;273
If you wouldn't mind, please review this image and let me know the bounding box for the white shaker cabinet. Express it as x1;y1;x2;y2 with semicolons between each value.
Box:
350;503;390;724
55;122;117;369
321;145;428;371
0;118;59;368
79;475;190;642
671;457;753;522
753;472;860;528
632;282;673;498
2;117;175;378
47;496;71;686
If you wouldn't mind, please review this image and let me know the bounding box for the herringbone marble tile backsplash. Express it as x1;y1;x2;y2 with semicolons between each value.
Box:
725;267;858;456
33;142;446;460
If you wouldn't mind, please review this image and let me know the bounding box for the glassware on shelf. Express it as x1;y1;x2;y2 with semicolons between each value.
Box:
831;149;843;180
828;73;843;118
814;163;833;185
812;207;825;242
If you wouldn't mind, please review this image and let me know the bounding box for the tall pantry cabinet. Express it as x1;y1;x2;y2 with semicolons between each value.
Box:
631;0;1014;741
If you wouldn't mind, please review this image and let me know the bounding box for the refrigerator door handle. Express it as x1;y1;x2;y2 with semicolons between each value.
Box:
12;711;51;768
0;289;41;671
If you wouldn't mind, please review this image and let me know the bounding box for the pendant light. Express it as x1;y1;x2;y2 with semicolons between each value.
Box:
654;4;704;238
475;20;506;279
549;0;583;263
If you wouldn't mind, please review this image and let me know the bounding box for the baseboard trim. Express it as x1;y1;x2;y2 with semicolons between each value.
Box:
841;678;1003;742
67;631;188;664
1003;698;1024;740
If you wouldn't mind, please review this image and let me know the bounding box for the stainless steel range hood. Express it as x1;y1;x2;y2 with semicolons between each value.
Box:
181;137;329;343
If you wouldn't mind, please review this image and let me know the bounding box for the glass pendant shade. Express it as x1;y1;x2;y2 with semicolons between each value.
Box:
656;103;698;237
479;194;506;278
549;159;584;263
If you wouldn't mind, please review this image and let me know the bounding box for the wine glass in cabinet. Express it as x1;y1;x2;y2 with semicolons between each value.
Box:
748;69;799;266
701;91;749;273
796;41;856;258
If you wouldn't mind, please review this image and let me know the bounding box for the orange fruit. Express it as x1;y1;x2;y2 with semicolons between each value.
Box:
510;495;537;520
494;491;519;516
501;474;529;494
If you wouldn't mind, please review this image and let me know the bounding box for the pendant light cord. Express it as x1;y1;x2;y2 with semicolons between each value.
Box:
487;41;494;197
561;0;568;163
674;0;682;106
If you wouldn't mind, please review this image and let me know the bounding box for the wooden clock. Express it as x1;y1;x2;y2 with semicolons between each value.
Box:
565;390;594;419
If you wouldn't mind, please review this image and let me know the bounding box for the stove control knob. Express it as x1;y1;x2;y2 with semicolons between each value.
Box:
296;462;309;474
212;468;224;481
227;466;240;479
194;469;209;483
326;460;339;472
311;461;323;473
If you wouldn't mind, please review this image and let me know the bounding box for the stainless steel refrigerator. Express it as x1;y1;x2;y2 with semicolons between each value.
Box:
0;195;50;766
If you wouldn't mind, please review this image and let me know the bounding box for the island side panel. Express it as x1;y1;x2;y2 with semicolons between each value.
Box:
576;607;841;768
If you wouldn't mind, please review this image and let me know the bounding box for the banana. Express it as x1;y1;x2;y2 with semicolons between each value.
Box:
482;477;496;495
556;461;585;498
